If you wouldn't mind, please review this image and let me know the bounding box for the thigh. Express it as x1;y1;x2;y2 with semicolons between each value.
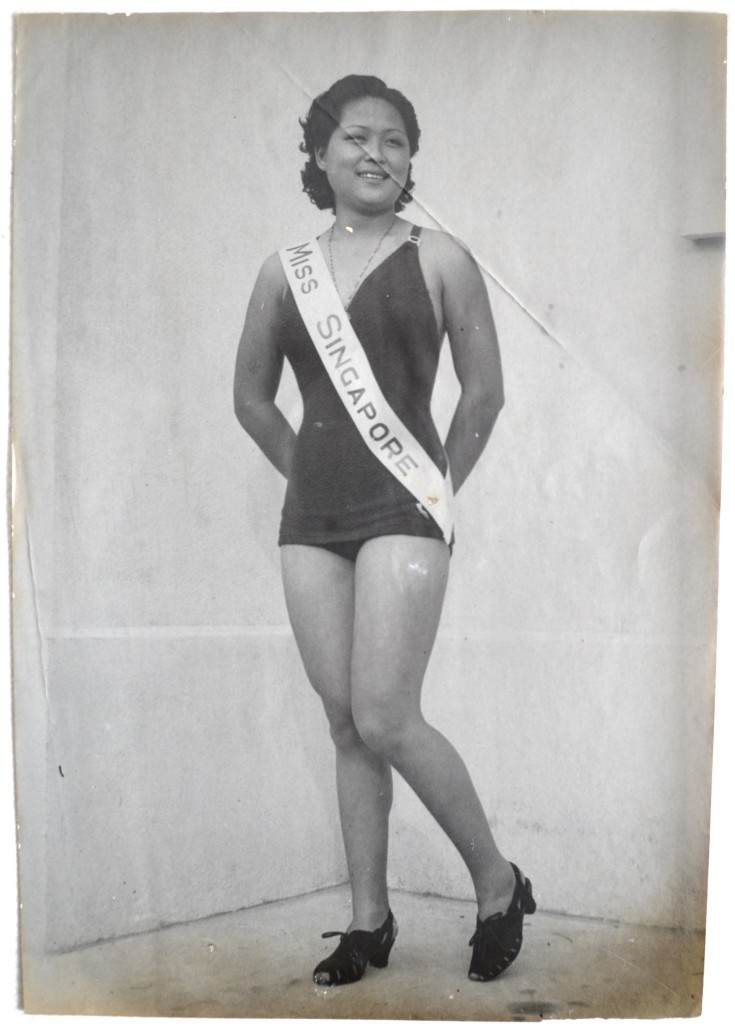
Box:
351;536;450;716
280;544;356;711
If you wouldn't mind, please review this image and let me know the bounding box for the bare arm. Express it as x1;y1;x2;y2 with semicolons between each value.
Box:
439;237;504;494
233;254;296;479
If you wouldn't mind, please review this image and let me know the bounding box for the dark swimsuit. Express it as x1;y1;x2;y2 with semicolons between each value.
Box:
278;226;451;561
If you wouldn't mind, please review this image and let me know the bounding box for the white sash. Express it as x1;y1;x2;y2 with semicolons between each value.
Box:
279;238;453;543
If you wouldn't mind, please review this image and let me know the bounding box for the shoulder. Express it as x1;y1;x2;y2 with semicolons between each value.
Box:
256;237;325;295
258;250;287;286
417;227;478;275
250;250;289;307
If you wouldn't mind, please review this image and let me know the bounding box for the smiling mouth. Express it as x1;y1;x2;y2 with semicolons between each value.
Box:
358;171;389;180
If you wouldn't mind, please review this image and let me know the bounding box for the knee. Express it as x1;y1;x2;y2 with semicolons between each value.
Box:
352;699;413;762
321;699;361;751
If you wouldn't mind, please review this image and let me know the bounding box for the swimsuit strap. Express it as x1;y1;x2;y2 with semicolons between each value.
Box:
408;225;422;245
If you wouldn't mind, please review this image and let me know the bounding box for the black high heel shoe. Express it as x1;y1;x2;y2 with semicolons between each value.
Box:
468;863;536;982
313;910;397;986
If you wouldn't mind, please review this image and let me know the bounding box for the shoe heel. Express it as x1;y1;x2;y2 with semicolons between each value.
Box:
369;936;394;968
369;916;397;968
524;878;537;915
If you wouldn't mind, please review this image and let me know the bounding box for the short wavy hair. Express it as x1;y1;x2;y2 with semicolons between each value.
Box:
300;75;421;213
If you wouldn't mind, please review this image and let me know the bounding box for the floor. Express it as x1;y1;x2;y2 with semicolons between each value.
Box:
21;885;704;1020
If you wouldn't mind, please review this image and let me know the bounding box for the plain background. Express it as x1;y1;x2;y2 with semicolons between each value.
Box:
5;2;735;1024
11;0;723;943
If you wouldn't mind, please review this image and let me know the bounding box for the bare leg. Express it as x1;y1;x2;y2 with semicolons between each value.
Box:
281;544;392;931
351;535;515;920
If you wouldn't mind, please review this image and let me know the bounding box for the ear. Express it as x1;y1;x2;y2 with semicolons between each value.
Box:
315;147;327;172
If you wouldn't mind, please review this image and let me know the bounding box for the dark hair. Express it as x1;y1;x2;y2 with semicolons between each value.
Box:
299;75;421;213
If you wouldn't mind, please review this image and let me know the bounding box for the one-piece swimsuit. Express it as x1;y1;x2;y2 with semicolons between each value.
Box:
277;226;450;558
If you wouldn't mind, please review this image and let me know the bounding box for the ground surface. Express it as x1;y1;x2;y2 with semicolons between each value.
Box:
22;885;704;1019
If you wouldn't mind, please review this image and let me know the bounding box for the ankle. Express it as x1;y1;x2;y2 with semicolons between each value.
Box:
476;860;516;921
349;904;391;933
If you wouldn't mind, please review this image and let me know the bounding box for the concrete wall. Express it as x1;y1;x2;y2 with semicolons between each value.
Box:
12;12;724;953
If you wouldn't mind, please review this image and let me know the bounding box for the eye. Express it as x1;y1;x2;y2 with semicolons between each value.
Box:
386;136;406;148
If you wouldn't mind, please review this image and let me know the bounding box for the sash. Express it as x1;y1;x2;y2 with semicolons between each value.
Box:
279;238;453;544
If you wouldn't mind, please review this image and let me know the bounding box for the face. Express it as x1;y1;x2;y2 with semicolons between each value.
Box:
316;96;411;214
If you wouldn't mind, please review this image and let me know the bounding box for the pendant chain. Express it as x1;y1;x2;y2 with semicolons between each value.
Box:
328;218;396;308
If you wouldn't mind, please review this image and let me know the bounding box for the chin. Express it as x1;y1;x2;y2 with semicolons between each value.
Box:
357;193;401;212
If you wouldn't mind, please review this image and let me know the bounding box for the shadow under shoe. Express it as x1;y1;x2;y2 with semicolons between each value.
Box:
468;863;537;982
313;910;397;986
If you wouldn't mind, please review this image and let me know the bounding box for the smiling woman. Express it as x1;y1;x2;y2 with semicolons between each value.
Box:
233;74;532;988
315;98;411;222
299;74;420;216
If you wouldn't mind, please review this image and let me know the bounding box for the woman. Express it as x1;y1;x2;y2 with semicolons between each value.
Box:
234;74;535;986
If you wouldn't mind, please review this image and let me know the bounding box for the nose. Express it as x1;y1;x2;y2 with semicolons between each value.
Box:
365;140;386;164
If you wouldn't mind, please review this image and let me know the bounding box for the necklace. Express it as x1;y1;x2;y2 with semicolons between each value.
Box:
328;218;396;310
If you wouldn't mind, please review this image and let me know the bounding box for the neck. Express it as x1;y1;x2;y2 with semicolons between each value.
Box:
332;207;397;239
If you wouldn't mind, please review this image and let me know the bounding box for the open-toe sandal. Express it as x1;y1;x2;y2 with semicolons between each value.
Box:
468;863;536;982
313;910;397;986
